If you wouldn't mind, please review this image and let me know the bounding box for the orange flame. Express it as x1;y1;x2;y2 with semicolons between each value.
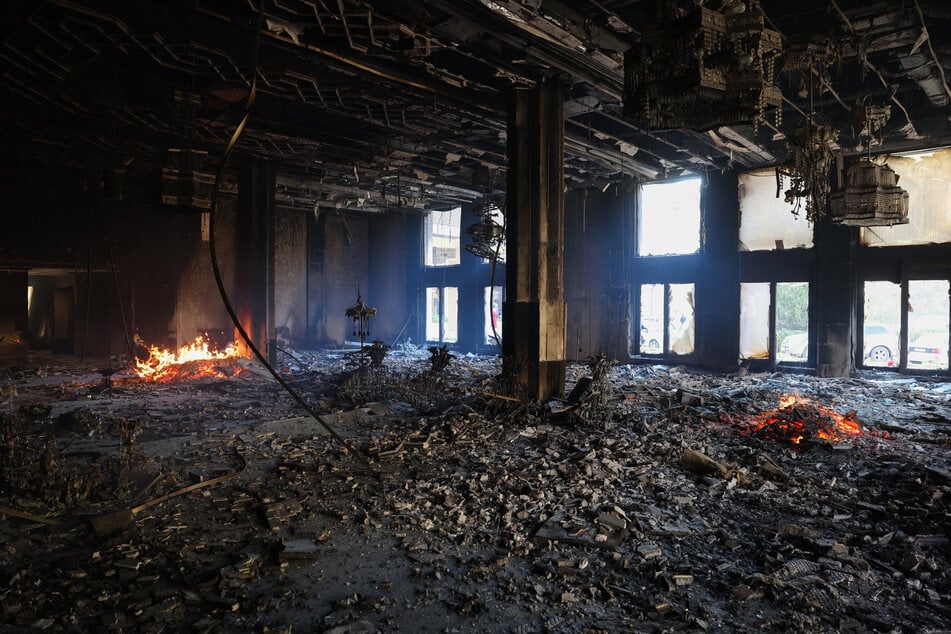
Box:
134;336;238;382
748;393;863;444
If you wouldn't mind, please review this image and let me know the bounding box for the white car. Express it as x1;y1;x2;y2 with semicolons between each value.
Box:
908;332;949;369
863;323;899;365
779;323;899;364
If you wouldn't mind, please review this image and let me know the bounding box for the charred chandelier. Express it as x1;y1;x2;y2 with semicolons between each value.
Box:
775;37;841;223
829;105;909;227
776;115;838;223
465;202;505;264
623;0;782;131
345;293;376;347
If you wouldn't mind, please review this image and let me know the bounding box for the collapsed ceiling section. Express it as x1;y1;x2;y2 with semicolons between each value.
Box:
1;0;949;214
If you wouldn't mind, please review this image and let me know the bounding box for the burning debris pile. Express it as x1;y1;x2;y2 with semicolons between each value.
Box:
133;335;240;382
745;394;866;445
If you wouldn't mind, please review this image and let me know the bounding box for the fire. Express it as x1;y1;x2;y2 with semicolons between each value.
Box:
746;393;864;445
134;336;238;382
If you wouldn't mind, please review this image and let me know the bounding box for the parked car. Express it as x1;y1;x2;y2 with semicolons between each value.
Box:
779;332;808;359
779;323;899;364
908;332;949;369
863;323;899;365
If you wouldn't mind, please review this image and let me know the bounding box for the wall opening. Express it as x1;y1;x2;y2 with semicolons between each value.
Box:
637;178;702;256
425;286;458;344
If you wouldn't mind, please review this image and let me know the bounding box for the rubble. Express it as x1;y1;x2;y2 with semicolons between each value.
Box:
0;352;950;631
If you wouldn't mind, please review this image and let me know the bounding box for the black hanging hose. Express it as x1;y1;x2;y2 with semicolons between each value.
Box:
206;2;373;468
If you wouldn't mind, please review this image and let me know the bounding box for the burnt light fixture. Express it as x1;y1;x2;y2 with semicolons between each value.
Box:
623;0;782;132
775;115;839;223
465;202;505;264
829;105;909;227
345;293;377;347
829;159;909;226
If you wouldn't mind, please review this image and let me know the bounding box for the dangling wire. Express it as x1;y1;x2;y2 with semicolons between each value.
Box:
206;0;373;468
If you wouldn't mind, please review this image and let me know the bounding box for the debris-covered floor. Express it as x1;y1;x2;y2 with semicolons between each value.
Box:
2;348;951;633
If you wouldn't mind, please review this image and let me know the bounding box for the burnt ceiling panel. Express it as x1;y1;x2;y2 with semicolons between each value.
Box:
1;0;949;214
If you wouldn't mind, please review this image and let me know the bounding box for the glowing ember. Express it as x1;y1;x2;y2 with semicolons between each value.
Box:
134;336;238;382
746;394;864;445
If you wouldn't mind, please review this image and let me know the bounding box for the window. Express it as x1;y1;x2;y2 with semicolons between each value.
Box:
738;169;813;251
907;280;949;371
739;282;810;362
638;178;702;256
862;281;900;368
668;284;695;355
638;284;664;354
425;286;458;343
484;286;503;346
424;207;462;266
776;282;810;362
739;283;770;359
637;283;694;356
861;150;951;247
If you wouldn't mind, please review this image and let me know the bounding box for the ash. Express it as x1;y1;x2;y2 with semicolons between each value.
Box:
1;351;950;632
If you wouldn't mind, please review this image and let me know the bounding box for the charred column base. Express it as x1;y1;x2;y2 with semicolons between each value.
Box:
503;80;567;402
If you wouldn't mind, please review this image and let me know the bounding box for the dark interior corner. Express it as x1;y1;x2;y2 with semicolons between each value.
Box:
2;0;951;631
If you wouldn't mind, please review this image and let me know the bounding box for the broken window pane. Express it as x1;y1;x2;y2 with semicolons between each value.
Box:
425;287;440;342
639;284;664;354
861;150;951;247
484;286;503;346
776;282;810;362
442;287;458;343
426;287;458;343
738;169;814;251
668;283;695;355
863;281;900;367
638;178;702;256
424;206;462;266
907;280;949;370
739;283;770;360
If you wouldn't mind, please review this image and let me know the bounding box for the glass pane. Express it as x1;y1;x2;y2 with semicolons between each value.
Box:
484;286;503;345
668;283;695;355
863;281;900;367
738;169;814;251
442;287;458;343
638;178;702;256
907;280;949;370
861;150;951;247
639;284;664;354
425;287;440;341
424;207;462;266
776;282;810;362
739;283;770;360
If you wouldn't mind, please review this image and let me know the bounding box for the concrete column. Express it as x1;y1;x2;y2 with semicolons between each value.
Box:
696;170;741;371
503;79;566;402
814;222;856;377
235;162;276;365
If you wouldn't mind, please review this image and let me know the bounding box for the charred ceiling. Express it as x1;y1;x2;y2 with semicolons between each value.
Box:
1;0;950;214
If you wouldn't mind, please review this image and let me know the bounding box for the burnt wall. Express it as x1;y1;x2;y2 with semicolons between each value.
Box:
368;213;414;346
564;186;633;361
0;271;28;364
169;203;237;350
0;163;240;359
307;212;369;346
274;210;308;348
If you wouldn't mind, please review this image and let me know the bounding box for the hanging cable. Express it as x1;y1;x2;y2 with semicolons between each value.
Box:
206;0;374;468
